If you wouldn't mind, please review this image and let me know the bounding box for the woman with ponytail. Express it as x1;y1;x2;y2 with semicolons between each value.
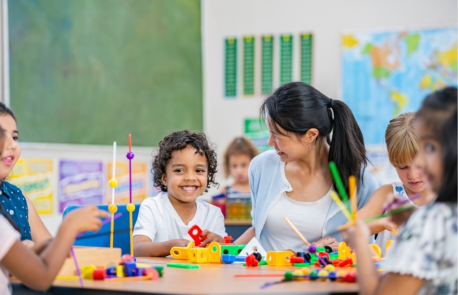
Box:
235;82;377;251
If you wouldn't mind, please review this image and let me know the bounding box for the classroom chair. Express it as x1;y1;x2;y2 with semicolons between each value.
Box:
62;204;140;255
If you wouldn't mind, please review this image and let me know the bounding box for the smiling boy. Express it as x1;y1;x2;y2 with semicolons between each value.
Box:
133;130;226;257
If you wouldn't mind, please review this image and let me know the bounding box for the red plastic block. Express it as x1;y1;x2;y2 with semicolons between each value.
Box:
188;225;207;247
338;258;353;267
290;256;305;265
245;254;259;267
93;268;106;280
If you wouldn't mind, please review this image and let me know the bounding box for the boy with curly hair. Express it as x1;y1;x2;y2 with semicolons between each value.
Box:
133;130;226;257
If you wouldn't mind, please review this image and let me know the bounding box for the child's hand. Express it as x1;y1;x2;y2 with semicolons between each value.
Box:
63;206;109;236
199;230;223;247
170;239;191;248
314;236;339;251
383;194;417;227
342;220;370;250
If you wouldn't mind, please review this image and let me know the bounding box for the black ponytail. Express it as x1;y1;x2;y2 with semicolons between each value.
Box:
261;82;367;194
328;99;368;191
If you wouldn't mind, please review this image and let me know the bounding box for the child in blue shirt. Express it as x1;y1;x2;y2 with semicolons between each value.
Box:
0;103;51;246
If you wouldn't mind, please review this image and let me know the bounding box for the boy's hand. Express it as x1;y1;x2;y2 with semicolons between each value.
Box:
314;236;339;251
342;220;370;250
199;230;223;247
63;206;109;236
170;239;191;248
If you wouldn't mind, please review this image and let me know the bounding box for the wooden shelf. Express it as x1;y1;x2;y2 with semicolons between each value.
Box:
224;219;252;226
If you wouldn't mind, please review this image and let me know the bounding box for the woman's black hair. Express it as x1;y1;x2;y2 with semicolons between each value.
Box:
260;82;367;194
416;86;457;203
0;101;16;120
152;130;218;192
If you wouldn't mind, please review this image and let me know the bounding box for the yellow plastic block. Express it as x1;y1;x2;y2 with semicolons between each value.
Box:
81;265;96;279
190;248;208;263
369;244;382;258
170;241;195;260
338;242;351;260
116;265;124;277
385;240;394;256
207;242;222;263
266;251;294;266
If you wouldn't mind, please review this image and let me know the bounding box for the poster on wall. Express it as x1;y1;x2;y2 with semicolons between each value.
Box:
261;35;274;95
9;159;54;215
366;149;399;186
106;162;148;204
58;160;104;212
244;118;271;153
243;36;255;95
225;37;238;97
342;27;457;145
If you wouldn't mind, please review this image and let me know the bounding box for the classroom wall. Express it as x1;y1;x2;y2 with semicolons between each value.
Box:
0;0;456;235
201;0;457;185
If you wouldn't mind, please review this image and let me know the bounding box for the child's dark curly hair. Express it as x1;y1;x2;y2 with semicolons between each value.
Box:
153;130;218;192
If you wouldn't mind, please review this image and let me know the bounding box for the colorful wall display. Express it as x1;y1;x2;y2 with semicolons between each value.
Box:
9;158;54;215
244;118;271;153
58;160;104;212
106;162;148;204
225;38;238;97
342;27;457;145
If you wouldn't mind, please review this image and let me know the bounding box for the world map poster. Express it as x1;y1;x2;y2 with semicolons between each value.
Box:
342;28;457;145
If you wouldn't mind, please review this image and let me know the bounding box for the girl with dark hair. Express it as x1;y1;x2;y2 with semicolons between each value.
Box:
235;82;378;251
0;102;52;247
345;87;457;295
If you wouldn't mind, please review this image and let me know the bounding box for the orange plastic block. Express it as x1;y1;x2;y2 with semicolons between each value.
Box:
266;251;294;266
170;241;195;260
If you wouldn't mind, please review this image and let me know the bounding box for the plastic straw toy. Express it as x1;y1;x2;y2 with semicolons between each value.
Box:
126;134;136;256
382;193;420;212
349;175;357;221
108;141;118;248
329;162;350;211
283;216;310;246
76;213;122;239
70;247;83;287
330;191;353;222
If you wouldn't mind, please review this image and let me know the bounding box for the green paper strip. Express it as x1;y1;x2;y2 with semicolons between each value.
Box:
261;35;274;94
243;36;255;95
280;34;293;86
225;38;237;97
300;33;313;84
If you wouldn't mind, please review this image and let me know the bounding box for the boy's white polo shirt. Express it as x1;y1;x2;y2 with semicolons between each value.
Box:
133;192;227;242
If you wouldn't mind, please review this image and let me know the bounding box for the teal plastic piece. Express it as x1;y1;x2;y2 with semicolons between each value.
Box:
166;263;199;269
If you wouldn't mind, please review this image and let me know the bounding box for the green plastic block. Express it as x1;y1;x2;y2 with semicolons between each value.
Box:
166;263;199;269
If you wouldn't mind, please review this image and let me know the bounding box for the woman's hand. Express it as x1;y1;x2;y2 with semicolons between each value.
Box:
314;236;339;251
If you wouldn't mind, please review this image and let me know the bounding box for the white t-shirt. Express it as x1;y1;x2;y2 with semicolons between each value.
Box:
0;214;20;295
262;187;333;252
133;192;227;242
